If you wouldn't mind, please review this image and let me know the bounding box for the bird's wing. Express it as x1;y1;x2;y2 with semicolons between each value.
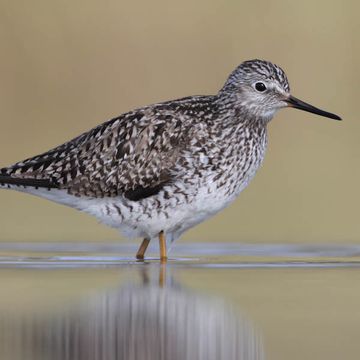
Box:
0;106;190;200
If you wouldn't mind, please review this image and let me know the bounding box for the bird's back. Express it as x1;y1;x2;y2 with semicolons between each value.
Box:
0;95;219;200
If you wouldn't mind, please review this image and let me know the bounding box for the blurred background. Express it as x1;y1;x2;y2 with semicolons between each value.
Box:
0;0;358;244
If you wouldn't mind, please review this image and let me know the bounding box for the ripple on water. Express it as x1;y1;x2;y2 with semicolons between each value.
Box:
0;242;359;268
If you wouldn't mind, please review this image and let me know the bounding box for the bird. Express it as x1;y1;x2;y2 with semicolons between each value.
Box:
0;59;341;262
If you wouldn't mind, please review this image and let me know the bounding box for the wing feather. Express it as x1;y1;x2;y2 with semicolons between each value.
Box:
0;105;189;200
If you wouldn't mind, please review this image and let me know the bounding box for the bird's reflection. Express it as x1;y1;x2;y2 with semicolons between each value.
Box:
1;265;264;360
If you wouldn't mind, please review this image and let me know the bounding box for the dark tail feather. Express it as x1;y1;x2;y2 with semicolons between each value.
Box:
0;175;57;189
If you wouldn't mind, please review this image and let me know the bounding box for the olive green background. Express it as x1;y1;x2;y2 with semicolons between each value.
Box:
0;0;358;243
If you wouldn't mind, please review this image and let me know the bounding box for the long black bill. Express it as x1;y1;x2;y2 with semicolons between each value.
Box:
286;95;341;120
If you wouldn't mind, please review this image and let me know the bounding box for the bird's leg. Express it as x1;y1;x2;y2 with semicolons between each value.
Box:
136;238;150;260
159;231;167;263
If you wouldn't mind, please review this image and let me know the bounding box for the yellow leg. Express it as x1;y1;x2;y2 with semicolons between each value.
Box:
159;231;167;263
136;238;150;260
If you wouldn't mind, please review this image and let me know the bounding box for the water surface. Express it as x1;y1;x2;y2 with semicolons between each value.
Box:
0;243;359;360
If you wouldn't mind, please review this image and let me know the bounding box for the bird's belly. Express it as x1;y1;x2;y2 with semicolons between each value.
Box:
169;155;265;235
82;160;260;240
114;170;255;241
113;187;237;242
9;158;261;243
171;174;253;232
170;187;236;235
5;185;231;241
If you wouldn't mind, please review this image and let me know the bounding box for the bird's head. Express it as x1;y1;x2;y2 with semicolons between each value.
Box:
220;59;341;122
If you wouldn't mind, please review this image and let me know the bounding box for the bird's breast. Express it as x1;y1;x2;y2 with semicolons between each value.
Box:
205;125;268;199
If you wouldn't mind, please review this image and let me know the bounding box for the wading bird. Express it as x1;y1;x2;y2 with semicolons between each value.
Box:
0;60;341;262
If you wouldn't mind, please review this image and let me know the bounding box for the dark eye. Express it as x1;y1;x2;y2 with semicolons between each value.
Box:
255;82;267;92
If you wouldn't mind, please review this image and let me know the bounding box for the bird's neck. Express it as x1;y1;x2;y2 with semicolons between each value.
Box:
215;91;275;126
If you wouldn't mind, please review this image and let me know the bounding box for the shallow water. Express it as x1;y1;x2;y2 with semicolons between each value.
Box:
0;242;360;360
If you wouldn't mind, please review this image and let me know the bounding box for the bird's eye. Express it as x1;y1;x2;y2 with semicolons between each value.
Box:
255;82;267;92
